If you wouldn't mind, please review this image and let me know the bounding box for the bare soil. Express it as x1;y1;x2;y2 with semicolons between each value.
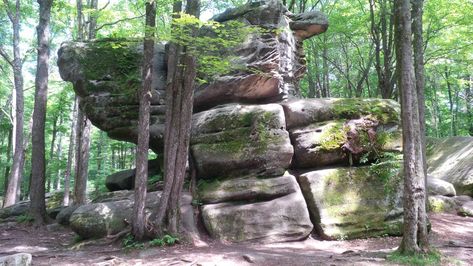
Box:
1;212;472;265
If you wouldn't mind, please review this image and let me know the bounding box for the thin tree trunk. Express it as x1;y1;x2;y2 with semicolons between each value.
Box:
73;104;91;205
412;0;429;247
63;98;78;206
132;0;156;240
154;0;200;236
4;0;25;208
445;68;456;136
29;0;53;225
47;115;58;192
395;0;429;253
3;128;13;196
55;130;63;190
88;0;98;40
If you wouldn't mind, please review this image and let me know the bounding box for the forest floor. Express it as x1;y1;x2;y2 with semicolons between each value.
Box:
0;212;472;265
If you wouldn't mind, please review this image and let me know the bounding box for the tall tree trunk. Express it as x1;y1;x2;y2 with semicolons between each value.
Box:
29;0;53;225
55;130;63;190
88;0;98;40
394;0;429;253
76;0;84;40
73;103;91;205
3;128;13;196
46;115;58;192
4;0;25;208
63;98;78;206
132;0;156;240
445;68;456;136
467;76;473;136
412;0;429;246
154;0;200;236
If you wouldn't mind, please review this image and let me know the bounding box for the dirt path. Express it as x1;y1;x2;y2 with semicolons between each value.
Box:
1;213;472;265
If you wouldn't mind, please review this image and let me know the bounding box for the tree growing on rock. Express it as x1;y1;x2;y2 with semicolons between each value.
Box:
153;0;201;236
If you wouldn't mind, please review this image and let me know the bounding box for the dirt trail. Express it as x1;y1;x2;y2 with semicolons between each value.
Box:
1;213;472;265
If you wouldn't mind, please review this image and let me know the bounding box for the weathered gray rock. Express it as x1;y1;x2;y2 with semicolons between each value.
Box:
191;104;293;179
57;1;329;151
281;98;400;130
428;195;458;213
201;175;312;242
427;176;456;196
0;253;32;266
58;41;167;151
92;190;134;203
298;166;403;239
69;192;198;239
289;121;401;169
195;1;328;111
198;174;298;204
427;137;473;196
69;191;161;239
454;195;473;205
105;159;161;191
458;201;473;217
0;201;29;219
56;205;79;226
70;200;134;239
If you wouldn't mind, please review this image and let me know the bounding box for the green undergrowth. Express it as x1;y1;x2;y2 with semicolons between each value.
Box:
16;214;34;224
387;250;447;266
122;234;179;251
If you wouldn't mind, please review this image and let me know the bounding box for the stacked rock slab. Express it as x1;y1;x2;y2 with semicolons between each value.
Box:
427;137;473;196
57;0;405;242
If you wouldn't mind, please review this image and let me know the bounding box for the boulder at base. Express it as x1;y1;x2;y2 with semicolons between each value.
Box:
191;104;293;179
69;192;197;239
282;98;402;169
105;159;161;191
298;166;403;240
200;175;313;242
0;253;32;266
459;201;473;217
427;176;456;196
428;195;458;213
427;137;473;196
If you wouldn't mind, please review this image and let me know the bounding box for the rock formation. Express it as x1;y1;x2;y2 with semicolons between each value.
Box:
57;0;406;242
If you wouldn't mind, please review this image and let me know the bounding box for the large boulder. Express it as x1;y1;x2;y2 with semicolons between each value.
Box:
105;159;161;191
194;1;328;111
69;192;197;239
427;137;473;196
57;1;329;151
298;166;403;240
58;40;167;152
459;201;473;217
282;98;401;168
427;176;456;196
191;104;293;179
199;174;313;242
428;195;458;213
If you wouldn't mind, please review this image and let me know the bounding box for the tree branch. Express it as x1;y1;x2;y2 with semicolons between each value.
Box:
95;14;145;32
2;0;14;23
0;46;13;67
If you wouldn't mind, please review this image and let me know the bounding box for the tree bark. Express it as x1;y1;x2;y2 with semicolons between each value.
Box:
4;0;25;208
73;103;91;206
46;115;58;192
394;0;429;253
29;0;53;225
132;0;156;241
154;0;200;236
63;98;78;206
